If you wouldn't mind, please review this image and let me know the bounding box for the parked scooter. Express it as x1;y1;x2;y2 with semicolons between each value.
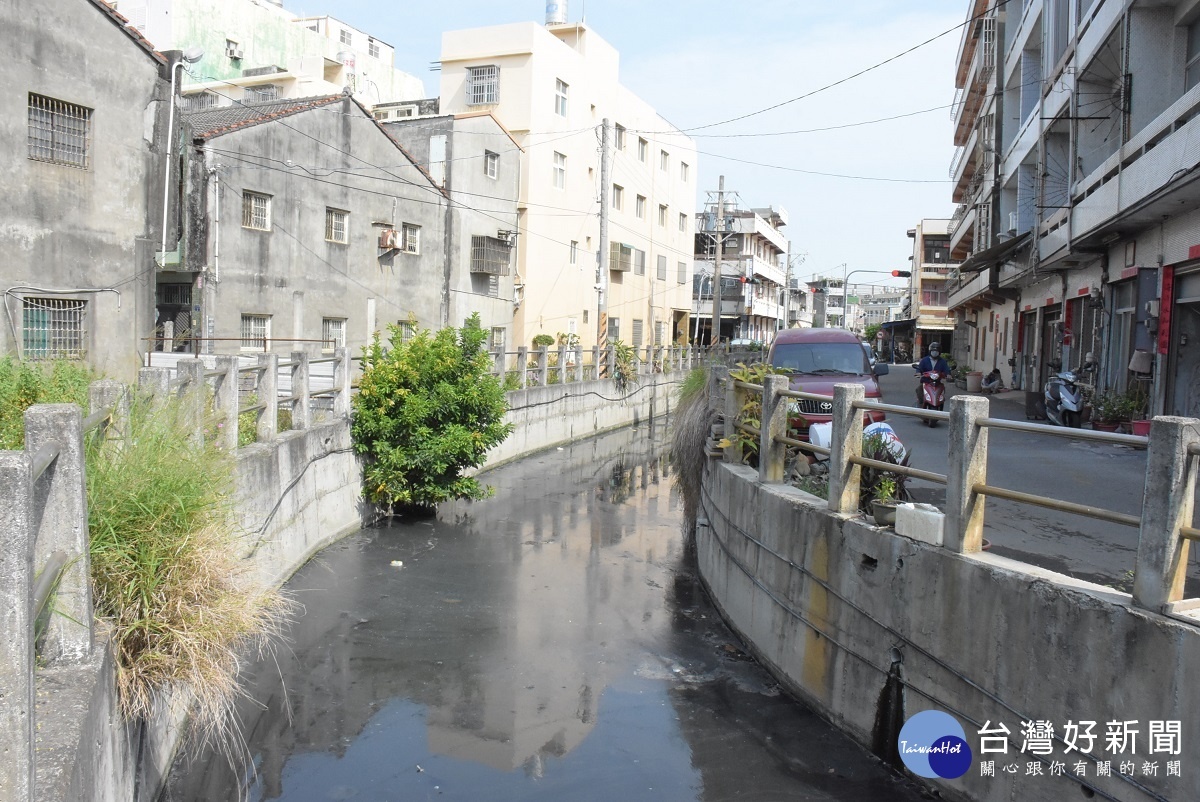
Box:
912;364;946;427
1043;370;1084;428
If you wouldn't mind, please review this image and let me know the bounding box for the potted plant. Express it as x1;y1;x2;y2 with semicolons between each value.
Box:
859;432;911;526
1089;391;1121;432
1124;385;1151;436
870;476;899;526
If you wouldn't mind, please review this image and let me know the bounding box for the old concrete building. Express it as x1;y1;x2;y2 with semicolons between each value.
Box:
162;94;447;355
905;219;958;359
1;0;170;379
383;112;522;350
437;16;697;352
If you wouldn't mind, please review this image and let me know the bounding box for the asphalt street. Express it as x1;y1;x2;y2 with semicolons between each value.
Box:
873;363;1200;596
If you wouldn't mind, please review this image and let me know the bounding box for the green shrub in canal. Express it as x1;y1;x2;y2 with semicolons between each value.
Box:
0;356;91;448
352;313;513;510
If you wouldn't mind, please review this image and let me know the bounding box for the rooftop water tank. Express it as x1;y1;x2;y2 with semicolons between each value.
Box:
546;1;567;25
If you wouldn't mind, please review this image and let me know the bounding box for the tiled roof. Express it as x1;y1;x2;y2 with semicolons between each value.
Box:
87;0;166;65
186;95;345;140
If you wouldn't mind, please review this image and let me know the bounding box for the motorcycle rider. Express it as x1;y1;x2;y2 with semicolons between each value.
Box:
915;342;950;405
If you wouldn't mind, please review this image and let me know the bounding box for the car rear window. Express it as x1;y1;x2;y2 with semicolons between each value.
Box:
770;342;869;375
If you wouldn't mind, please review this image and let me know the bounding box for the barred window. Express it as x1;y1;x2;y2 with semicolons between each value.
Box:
657;254;667;280
471;235;511;275
491;326;505;350
325;208;348;243
182;91;220;111
466;65;499;105
244;84;279;103
22;297;86;359
242;191;271;230
322;317;345;351
28;94;91;168
402;223;420;254
677;260;688;284
632;319;644;349
240;314;270;350
398;321;415;342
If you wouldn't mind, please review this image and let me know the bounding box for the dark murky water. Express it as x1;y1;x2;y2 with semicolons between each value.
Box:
163;423;928;801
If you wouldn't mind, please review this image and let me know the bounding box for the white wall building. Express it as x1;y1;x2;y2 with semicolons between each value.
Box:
438;18;697;352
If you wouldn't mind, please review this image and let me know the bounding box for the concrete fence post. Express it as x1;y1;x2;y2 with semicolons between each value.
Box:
257;353;279;443
591;346;601;380
556;346;567;385
492;349;504;379
575;347;584;383
645;346;653;374
333;347;352;417
213;356;240;451
138;366;170;403
1133;417;1200;611
538;347;549;387
290;351;311;431
175;357;206;447
0;450;34;802
723;368;741;464
25;405;93;663
945;395;990;552
607;345;616;380
759;375;789;483
88;379;130;447
517;346;529;389
827;384;865;514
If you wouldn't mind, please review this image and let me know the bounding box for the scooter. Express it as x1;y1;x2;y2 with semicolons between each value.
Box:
912;365;946;427
1043;370;1084;428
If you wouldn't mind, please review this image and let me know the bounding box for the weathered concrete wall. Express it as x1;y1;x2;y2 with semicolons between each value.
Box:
698;462;1200;802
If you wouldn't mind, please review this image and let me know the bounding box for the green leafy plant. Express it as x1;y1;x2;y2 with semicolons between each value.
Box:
1090;391;1122;423
531;333;556;349
859;432;911;513
612;339;639;392
716;361;789;465
352;313;514;510
0;357;92;449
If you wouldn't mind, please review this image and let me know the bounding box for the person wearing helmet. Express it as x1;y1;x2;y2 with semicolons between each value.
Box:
915;343;950;404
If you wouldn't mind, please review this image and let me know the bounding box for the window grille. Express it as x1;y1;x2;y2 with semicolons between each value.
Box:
466;65;499;105
27;94;91;168
182;91;220;111
325;208;348;243
322;317;345;350
242;191;271;230
155;284;192;305
402;223;420;254
491;327;505;350
470;235;511;275
484;151;498;179
609;242;632;272
244;84;279;103
240;314;270;350
22;297;86;359
632;319;644;348
399;321;415;342
657;255;667;280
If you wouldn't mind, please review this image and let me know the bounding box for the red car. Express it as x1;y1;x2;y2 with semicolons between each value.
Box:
766;328;889;436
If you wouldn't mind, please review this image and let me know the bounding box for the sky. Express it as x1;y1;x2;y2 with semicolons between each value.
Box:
320;0;967;289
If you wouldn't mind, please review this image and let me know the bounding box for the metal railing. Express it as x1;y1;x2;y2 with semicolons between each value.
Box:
715;368;1200;618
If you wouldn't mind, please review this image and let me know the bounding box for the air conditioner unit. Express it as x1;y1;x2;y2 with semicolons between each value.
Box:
225;42;243;59
379;229;399;250
1007;211;1018;234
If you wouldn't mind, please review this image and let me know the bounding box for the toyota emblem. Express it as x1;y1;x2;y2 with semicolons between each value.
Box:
819;402;833;412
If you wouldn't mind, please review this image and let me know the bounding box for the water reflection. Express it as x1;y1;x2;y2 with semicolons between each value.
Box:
164;421;925;802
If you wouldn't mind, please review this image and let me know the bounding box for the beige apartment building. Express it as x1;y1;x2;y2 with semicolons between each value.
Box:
438;19;697;352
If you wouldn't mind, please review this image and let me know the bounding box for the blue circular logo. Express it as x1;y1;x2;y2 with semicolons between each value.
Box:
898;710;973;779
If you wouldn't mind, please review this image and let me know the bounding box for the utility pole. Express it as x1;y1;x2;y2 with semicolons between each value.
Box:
597;118;610;373
710;175;725;346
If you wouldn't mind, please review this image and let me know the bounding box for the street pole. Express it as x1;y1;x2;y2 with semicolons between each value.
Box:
840;261;849;330
597;118;610;373
710;175;725;347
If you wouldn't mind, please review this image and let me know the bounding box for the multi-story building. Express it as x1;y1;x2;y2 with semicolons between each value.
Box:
806;276;846;330
437;16;697;353
3;0;170;379
111;0;424;110
905;220;958;358
692;205;789;345
947;0;1200;415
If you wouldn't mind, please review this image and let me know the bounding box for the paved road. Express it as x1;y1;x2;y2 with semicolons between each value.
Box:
874;364;1200;595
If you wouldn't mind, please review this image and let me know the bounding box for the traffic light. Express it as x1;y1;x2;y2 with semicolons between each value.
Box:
892;270;911;278
738;275;762;284
809;287;825;294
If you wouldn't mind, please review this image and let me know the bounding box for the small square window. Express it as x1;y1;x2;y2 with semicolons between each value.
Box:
325;208;348;243
637;138;647;162
612;184;624;211
368;39;380;59
339;28;352;46
322;317;346;351
484;150;499;179
22;297;86;359
555;78;568;117
402;223;420;254
27;93;91;169
635;194;646;218
242;191;271;230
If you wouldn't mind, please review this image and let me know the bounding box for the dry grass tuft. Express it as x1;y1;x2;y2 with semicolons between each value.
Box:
671;368;717;540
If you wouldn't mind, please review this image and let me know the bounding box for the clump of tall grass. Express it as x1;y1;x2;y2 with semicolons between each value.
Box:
671;368;717;540
86;396;291;748
0;357;91;448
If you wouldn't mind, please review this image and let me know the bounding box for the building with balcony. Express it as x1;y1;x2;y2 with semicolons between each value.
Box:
947;0;1200;415
112;0;425;110
806;276;846;330
438;17;696;352
692;205;790;345
905;220;959;359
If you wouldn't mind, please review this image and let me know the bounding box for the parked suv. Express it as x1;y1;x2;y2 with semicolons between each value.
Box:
767;328;889;436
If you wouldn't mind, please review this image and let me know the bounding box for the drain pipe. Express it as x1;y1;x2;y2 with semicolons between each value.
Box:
158;48;204;267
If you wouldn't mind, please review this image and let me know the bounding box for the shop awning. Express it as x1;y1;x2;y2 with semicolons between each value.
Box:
956;232;1031;274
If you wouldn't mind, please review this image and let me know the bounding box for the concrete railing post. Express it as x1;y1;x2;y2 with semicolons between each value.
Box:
88;379;130;447
591;345;601;380
759;375;788;483
538;347;549;386
607;345;616;380
556;346;567;384
827;384;865;514
138;366;170;403
645;346;653;374
213;356;240;451
574;347;584;383
492;349;504;379
1133;417;1200;611
333;347;352;417
945;395;990;552
723;368;741;463
0;450;34;802
290;351;311;431
25;405;93;663
257;353;279;443
517;346;529;389
175;358;206;447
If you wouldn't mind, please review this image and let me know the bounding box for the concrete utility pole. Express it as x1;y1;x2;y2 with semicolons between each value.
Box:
710;175;725;346
597;118;610;369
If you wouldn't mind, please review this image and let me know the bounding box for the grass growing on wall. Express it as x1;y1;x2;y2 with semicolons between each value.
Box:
86;397;291;745
0;357;91;448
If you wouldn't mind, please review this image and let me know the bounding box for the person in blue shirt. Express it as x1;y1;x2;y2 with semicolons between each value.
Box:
915;342;950;404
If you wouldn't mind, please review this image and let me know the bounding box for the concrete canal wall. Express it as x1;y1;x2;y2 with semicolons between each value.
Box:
697;460;1200;802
